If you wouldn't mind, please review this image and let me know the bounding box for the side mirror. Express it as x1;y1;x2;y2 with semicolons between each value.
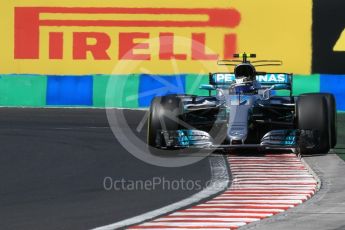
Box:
272;84;290;90
199;84;215;91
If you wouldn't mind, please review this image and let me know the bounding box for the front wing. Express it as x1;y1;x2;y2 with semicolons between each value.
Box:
155;129;318;151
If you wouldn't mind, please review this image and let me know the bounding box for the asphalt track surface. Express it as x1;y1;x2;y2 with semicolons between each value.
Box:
0;108;213;230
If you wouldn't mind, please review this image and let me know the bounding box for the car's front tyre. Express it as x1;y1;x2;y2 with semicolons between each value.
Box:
147;95;183;148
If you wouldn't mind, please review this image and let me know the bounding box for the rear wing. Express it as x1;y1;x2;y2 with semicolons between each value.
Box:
209;73;292;89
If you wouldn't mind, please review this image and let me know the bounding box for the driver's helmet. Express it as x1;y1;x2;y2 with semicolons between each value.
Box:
230;63;257;93
234;63;256;82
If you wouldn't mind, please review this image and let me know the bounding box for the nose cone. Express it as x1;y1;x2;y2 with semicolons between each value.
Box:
228;126;247;143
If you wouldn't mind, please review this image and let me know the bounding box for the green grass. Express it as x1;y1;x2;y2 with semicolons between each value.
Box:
335;113;345;161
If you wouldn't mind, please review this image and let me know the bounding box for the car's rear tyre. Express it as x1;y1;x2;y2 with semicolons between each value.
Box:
147;95;183;148
302;93;337;148
297;94;330;154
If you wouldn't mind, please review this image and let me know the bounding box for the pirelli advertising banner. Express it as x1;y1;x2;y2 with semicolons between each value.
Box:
0;0;312;75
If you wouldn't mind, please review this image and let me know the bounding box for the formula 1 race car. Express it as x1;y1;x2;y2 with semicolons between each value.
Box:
147;53;336;155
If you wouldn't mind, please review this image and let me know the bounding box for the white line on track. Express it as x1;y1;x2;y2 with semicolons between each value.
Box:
214;195;308;200
198;203;295;208
183;208;282;213
168;212;273;217
205;200;303;204
129;228;231;230
156;217;260;222
231;172;311;174
232;175;314;178
229;185;316;188
136;222;246;227
223;190;314;193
